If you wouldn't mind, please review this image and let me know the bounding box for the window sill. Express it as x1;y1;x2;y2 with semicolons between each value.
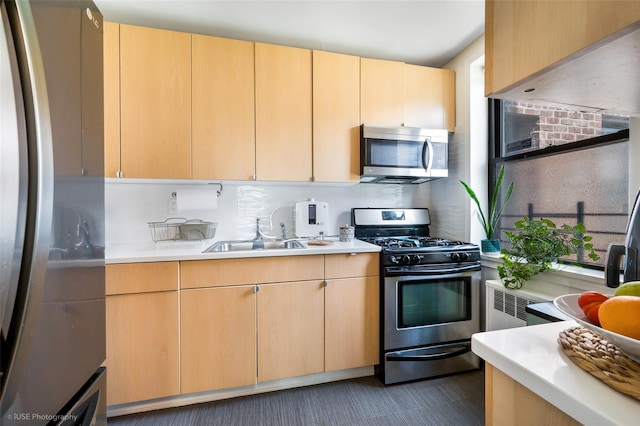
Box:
481;252;614;296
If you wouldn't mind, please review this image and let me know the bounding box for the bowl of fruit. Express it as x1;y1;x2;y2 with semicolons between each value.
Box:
553;282;640;363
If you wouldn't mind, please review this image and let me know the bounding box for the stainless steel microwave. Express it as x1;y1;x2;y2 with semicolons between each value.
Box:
360;125;448;184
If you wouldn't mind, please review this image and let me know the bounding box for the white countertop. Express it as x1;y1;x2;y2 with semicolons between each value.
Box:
106;237;380;263
472;321;640;426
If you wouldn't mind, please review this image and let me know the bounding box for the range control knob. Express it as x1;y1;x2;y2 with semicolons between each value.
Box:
412;255;424;264
451;252;470;262
389;256;400;265
401;255;412;265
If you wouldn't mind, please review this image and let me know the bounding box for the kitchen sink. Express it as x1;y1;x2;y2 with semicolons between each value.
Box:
203;239;305;253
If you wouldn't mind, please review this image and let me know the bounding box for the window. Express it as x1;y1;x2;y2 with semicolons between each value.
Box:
490;99;630;268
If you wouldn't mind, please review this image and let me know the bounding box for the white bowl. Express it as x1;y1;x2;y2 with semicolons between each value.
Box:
553;294;640;363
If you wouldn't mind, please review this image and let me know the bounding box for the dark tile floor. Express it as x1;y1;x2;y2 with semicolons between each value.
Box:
108;368;485;426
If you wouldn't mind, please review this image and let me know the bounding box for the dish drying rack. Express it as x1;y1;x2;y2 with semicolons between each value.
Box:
148;218;217;242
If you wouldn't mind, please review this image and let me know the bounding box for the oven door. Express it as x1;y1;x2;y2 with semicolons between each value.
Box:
383;270;481;351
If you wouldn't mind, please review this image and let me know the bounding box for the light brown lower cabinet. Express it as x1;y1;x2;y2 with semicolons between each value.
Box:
257;280;325;382
325;276;380;371
105;291;179;405
105;262;179;406
485;363;581;426
107;254;380;407
180;286;256;393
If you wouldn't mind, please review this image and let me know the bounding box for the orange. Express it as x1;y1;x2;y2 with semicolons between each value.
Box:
598;296;640;340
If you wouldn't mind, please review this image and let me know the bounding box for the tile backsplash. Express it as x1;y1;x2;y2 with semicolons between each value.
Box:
106;180;428;247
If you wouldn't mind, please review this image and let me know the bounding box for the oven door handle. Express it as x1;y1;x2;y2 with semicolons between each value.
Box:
385;263;481;276
386;343;471;362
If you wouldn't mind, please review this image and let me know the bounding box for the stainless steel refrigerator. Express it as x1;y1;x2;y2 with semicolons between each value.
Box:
1;0;106;424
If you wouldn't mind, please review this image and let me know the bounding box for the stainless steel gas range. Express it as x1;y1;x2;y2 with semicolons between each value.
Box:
352;208;482;385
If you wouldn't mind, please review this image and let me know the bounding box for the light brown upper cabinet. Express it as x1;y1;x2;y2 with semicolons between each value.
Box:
312;50;361;183
486;0;640;96
255;43;312;182
192;35;255;181
404;65;455;132
103;22;120;178
119;25;191;179
361;57;405;126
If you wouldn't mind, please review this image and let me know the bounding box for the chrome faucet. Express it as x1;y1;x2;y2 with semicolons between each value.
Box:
252;218;265;249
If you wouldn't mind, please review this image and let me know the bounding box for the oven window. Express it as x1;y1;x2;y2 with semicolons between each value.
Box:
398;278;471;328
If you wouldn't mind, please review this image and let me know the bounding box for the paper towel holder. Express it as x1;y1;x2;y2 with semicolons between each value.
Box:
171;183;223;199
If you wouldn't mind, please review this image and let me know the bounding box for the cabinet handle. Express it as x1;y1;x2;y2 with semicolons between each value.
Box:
116;170;122;178
254;285;259;293
350;252;357;256
323;280;328;288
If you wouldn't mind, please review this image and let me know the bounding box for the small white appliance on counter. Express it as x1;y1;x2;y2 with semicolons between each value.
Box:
295;200;328;238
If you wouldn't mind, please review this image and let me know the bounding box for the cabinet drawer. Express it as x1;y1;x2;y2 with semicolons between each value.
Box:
325;252;379;279
106;262;179;295
181;255;324;289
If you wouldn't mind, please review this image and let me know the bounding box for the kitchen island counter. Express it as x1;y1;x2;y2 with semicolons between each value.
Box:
106;238;380;264
472;321;639;426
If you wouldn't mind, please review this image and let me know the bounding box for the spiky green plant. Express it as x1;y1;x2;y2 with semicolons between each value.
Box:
460;165;514;240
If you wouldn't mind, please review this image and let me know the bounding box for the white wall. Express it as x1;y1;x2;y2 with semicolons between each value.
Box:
105;180;423;248
428;35;485;243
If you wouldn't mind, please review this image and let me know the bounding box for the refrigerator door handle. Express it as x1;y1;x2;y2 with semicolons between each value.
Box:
0;0;54;406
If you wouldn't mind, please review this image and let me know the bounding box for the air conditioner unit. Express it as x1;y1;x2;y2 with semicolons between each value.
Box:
485;280;552;331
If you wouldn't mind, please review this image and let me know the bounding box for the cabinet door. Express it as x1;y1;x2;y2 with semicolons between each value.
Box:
105;291;179;405
103;22;120;177
255;43;312;181
257;281;324;382
312;50;360;183
361;57;405;126
486;0;640;95
325;277;380;371
404;65;456;132
119;24;191;179
192;35;255;180
181;286;256;393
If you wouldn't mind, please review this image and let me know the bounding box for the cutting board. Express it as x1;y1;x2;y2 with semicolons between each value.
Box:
307;240;334;246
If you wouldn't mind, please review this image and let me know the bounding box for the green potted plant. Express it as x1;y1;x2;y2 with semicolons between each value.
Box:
498;217;600;289
460;165;514;252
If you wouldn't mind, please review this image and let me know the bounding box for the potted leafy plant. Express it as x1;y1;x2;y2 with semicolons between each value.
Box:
498;217;600;289
460;165;514;252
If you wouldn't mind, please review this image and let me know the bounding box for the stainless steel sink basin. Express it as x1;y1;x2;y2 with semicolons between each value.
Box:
203;239;305;253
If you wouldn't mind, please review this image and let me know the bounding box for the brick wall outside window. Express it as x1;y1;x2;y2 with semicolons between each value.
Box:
504;101;603;149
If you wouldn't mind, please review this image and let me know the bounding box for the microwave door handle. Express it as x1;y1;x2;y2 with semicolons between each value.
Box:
422;138;433;171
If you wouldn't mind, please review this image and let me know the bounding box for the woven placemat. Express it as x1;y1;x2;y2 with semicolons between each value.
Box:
558;326;640;400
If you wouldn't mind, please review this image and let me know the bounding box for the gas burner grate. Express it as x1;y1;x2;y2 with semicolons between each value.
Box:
360;236;471;249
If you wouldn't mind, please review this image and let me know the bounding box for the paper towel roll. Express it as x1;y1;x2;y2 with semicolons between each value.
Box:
176;189;218;211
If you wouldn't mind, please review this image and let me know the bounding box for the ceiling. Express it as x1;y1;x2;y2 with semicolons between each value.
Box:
93;0;485;68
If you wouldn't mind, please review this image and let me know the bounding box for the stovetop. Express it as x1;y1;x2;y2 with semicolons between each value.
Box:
352;207;481;267
359;236;472;250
